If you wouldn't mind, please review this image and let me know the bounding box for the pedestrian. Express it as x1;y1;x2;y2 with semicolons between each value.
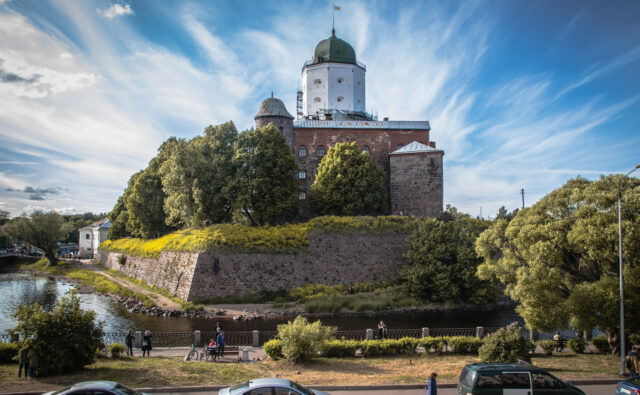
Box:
26;346;39;379
18;346;28;379
553;331;564;352
627;345;639;378
216;330;225;359
378;321;384;340
125;330;134;357
142;329;152;357
427;372;437;395
216;321;223;334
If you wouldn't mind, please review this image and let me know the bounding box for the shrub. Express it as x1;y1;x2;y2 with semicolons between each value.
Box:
277;316;335;362
420;337;448;353
12;292;104;376
320;339;360;358
263;339;283;360
108;343;126;358
537;340;556;355
567;337;586;354
0;343;20;363
478;323;531;363
629;333;640;346
592;335;610;353
397;337;420;354
448;336;483;355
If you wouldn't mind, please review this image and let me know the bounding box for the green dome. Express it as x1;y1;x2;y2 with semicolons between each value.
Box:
311;29;356;65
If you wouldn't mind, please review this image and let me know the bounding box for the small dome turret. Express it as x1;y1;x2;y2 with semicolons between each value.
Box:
311;29;356;65
255;94;294;120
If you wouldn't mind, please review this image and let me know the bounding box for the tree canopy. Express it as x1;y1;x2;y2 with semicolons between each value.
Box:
2;211;71;265
232;124;298;225
401;217;498;304
309;142;387;216
475;175;640;338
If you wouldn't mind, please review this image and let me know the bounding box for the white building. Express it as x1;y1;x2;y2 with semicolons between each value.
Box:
78;218;110;258
301;29;366;117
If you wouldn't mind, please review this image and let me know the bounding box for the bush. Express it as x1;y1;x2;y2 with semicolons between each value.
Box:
108;343;126;358
420;337;448;353
12;292;104;376
277;316;335;362
397;337;420;354
320;339;360;358
448;336;483;355
567;337;586;354
263;339;283;360
478;323;531;363
0;343;20;363
537;340;556;355
630;333;640;346
592;335;610;353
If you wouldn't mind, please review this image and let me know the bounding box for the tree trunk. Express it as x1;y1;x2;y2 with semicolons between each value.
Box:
45;250;58;266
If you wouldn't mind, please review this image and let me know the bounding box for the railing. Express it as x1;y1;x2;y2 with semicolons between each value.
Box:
335;330;368;341
429;327;477;337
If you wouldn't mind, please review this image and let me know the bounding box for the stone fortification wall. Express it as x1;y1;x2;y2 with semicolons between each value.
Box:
97;232;408;301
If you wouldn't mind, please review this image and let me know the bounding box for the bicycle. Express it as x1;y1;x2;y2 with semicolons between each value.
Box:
184;344;199;361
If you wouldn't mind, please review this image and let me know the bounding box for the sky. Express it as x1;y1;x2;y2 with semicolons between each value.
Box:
0;0;639;219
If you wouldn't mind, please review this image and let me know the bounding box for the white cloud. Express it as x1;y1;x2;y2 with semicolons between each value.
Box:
97;3;133;19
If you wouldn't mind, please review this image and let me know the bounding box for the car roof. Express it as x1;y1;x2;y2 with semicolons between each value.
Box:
70;381;118;390
464;363;538;372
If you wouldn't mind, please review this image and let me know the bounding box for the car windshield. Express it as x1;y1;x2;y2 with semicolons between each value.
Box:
290;381;314;395
229;381;250;392
113;383;139;395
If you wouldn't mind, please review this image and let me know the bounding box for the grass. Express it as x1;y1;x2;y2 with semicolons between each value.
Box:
0;353;620;393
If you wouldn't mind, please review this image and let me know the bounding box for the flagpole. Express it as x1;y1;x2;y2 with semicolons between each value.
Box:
332;2;335;31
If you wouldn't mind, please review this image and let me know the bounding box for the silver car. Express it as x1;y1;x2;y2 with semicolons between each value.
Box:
219;378;330;395
42;381;148;395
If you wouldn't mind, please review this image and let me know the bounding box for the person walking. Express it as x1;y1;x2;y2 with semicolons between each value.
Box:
26;346;39;379
125;330;134;357
427;372;437;395
216;321;223;335
142;330;152;357
18;346;28;379
378;321;385;340
216;330;225;359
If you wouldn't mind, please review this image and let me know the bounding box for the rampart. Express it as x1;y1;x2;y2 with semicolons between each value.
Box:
97;232;408;301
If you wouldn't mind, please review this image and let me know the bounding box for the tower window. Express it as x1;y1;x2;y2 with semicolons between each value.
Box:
279;127;283;134
314;97;321;103
357;81;361;87
357;99;362;104
317;145;325;157
337;77;344;83
298;191;307;200
298;170;307;179
337;96;344;102
314;79;322;84
362;145;370;155
298;145;307;157
397;143;404;149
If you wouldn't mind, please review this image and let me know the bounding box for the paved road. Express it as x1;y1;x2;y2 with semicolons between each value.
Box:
153;383;617;395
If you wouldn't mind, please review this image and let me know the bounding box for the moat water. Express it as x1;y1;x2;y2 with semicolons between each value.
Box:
0;272;524;333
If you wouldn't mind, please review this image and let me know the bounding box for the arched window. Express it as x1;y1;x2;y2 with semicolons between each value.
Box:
279;127;284;134
337;77;344;83
317;145;325;157
314;97;321;103
314;79;322;84
337;96;344;102
298;145;307;157
298;170;307;179
362;145;370;155
298;191;307;200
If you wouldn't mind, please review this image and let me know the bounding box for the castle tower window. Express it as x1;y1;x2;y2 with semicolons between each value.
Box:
298;191;307;200
337;96;344;102
279;127;283;134
337;77;344;83
314;97;321;103
314;79;322;84
298;145;307;157
298;170;307;179
362;145;370;155
397;143;404;149
317;145;325;157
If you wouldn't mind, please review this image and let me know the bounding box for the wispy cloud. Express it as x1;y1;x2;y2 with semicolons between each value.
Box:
97;3;133;19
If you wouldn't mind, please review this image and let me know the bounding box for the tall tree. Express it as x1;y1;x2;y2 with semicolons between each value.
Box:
476;175;640;340
401;217;498;303
232;124;298;225
309;142;387;216
161;122;237;227
108;171;140;239
2;211;71;265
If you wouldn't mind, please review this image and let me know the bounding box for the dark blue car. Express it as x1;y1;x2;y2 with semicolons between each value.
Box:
616;377;640;395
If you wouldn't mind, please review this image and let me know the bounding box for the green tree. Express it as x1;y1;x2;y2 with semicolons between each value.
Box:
277;316;335;362
161;122;237;227
476;175;640;338
13;292;104;376
108;171;140;239
126;138;182;238
2;211;71;265
232;124;298;225
309;142;387;216
401;217;498;303
0;209;9;249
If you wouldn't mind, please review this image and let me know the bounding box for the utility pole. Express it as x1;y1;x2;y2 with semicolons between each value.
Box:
520;188;525;210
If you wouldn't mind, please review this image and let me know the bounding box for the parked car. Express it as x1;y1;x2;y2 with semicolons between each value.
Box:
458;362;585;395
42;381;148;395
219;378;330;395
616;377;640;395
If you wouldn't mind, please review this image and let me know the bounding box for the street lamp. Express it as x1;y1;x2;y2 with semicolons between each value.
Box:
617;163;640;375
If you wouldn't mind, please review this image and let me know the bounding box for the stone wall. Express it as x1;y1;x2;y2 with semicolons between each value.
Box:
390;152;443;217
97;232;409;301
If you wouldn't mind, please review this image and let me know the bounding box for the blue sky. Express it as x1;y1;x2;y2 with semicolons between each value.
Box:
1;0;639;218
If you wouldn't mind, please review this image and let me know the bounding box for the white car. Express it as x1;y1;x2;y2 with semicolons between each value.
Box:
219;378;330;395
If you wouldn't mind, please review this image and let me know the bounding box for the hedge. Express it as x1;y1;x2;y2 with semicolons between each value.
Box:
0;343;20;363
592;335;610;353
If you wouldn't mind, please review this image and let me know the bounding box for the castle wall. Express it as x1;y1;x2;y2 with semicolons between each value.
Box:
97;232;408;301
390;152;444;217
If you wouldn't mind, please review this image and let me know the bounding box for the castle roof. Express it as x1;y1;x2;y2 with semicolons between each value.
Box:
311;29;357;66
390;141;443;155
294;120;430;130
79;218;110;231
255;95;294;120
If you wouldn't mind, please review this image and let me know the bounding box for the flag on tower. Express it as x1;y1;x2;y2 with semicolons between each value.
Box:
334;5;340;10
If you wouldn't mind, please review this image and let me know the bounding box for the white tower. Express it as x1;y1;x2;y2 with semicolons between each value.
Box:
301;29;366;117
